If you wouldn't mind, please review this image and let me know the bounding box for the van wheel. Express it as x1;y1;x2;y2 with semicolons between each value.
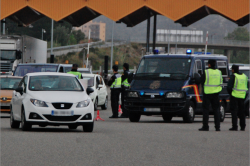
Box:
82;122;94;132
162;115;172;122
94;98;98;111
183;101;195;123
220;102;226;122
21;109;32;131
101;97;108;110
10;107;20;129
129;112;141;122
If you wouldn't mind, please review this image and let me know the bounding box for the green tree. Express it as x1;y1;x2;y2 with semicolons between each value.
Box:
68;34;77;45
53;26;70;46
72;30;85;43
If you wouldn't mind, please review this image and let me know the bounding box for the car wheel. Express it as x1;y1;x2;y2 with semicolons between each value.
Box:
220;102;226;122
82;122;94;132
101;97;108;110
68;125;78;129
21;109;32;131
10;107;20;129
183;101;195;123
162;114;172;122
94;98;98;111
128;111;141;122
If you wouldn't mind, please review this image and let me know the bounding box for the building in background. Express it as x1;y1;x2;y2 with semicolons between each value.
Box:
157;29;203;43
74;21;106;41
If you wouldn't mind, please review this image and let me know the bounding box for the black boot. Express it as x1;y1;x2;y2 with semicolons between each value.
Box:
229;127;238;131
199;127;209;131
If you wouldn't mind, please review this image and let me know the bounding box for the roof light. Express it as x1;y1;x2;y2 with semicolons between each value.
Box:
186;49;192;54
153;49;159;54
140;91;144;96
159;91;164;96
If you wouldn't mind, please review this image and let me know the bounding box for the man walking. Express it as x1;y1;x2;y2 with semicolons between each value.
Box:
227;65;248;131
67;64;83;79
108;65;122;118
199;60;222;131
120;63;130;118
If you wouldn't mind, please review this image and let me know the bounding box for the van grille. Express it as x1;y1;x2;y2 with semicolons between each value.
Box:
0;63;12;73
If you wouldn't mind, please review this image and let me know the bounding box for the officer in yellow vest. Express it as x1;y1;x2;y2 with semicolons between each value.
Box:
227;65;248;131
67;64;83;79
108;65;122;118
199;60;222;131
120;63;130;118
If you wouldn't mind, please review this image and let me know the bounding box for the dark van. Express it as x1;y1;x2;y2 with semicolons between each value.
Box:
125;53;230;123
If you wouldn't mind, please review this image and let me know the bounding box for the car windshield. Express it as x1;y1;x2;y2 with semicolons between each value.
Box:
136;58;191;80
0;77;21;90
29;75;83;91
14;65;58;76
82;77;94;87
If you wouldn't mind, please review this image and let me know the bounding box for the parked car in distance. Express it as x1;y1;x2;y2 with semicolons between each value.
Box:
81;74;108;110
10;72;95;132
78;68;92;74
0;76;22;113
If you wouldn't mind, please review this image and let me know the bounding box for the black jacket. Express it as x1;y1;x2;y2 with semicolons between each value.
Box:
108;73;121;89
122;70;129;83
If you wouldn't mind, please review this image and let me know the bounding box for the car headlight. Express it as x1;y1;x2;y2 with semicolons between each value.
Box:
166;92;184;98
30;99;48;107
76;99;90;108
128;92;138;97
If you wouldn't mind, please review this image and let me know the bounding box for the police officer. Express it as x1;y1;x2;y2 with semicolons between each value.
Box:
67;64;83;79
227;65;248;131
120;63;130;118
108;65;122;118
199;59;222;131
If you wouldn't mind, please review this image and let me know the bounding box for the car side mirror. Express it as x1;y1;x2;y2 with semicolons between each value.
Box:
193;73;201;85
98;84;103;89
15;87;23;95
86;87;94;95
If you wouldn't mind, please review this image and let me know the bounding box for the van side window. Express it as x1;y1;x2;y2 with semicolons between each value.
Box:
195;60;203;75
204;60;209;69
217;61;228;77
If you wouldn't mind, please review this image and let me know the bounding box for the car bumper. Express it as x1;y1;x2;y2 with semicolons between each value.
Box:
124;98;190;115
24;101;94;124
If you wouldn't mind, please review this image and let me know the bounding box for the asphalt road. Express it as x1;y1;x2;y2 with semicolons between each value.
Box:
1;103;249;166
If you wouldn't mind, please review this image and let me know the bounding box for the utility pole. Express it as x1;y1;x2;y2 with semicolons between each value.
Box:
110;21;114;70
50;19;54;63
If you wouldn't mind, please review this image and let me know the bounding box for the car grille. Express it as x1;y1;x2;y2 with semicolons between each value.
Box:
43;115;81;121
52;103;73;109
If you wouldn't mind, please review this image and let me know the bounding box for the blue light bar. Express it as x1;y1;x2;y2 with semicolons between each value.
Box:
159;91;164;96
186;49;192;54
140;91;144;96
153;49;159;54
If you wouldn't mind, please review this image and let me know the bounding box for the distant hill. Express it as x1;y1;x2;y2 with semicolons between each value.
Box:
93;15;248;41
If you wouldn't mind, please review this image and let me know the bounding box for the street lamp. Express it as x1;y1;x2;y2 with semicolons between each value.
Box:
42;29;46;40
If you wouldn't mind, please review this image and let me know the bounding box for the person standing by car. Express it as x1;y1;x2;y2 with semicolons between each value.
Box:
120;63;130;118
108;65;122;118
67;64;83;79
227;65;248;131
199;60;222;131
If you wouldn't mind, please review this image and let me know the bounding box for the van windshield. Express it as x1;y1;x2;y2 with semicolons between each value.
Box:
136;58;191;80
14;65;58;76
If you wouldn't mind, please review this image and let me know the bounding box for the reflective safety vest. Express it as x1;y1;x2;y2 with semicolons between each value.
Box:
67;71;82;79
122;72;130;88
204;69;222;94
232;73;248;99
111;74;122;89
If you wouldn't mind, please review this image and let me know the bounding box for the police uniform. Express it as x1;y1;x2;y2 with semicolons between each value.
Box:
108;73;122;118
120;69;130;117
67;70;82;79
200;67;223;131
227;70;248;131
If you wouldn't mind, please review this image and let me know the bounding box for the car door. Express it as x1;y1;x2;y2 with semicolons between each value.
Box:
95;76;101;104
12;77;24;114
97;76;106;105
14;76;28;121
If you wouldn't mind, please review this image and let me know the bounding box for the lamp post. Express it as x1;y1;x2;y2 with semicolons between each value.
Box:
42;29;46;40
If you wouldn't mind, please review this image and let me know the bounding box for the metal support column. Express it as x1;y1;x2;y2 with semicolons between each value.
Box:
152;14;157;51
146;13;150;53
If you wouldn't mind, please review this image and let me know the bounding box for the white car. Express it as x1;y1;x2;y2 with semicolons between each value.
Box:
10;72;95;132
81;74;108;110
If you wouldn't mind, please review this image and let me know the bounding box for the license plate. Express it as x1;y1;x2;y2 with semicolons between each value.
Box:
144;108;161;112
51;110;74;116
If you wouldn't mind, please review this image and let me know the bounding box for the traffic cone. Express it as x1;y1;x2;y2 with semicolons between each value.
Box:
118;105;123;114
94;110;104;121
